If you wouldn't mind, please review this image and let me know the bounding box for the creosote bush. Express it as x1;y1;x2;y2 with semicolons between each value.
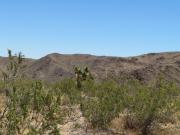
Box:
80;81;123;129
122;78;180;135
80;79;180;135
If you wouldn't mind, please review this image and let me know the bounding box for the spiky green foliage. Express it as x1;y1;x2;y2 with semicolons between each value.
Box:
74;66;93;88
1;50;25;84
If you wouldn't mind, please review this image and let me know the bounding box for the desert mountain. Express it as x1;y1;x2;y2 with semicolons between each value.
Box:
0;52;180;83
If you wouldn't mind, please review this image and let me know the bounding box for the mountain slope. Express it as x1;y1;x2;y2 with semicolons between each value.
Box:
0;52;180;83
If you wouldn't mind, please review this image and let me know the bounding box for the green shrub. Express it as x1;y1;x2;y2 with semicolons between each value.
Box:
81;81;124;129
123;78;180;135
80;79;180;134
53;79;81;104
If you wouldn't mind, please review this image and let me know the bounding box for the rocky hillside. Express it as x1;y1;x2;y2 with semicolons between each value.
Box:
0;52;180;83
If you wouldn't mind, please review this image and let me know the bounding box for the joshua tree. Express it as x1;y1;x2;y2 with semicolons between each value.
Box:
74;66;93;88
74;67;82;88
1;49;25;83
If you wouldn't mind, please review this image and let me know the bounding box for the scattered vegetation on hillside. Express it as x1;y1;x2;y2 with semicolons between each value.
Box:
0;50;179;135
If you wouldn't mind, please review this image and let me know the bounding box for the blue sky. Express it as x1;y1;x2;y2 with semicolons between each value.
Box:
0;0;180;58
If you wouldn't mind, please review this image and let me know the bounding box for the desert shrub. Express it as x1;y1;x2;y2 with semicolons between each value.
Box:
81;81;124;129
0;51;61;134
81;79;96;97
80;80;137;129
0;80;62;134
0;76;179;135
53;78;81;105
80;78;180;134
123;78;180;135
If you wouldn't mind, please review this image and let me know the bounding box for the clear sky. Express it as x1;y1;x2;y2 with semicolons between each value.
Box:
0;0;180;58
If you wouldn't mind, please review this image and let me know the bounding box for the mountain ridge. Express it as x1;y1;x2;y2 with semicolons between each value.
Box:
0;52;180;83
